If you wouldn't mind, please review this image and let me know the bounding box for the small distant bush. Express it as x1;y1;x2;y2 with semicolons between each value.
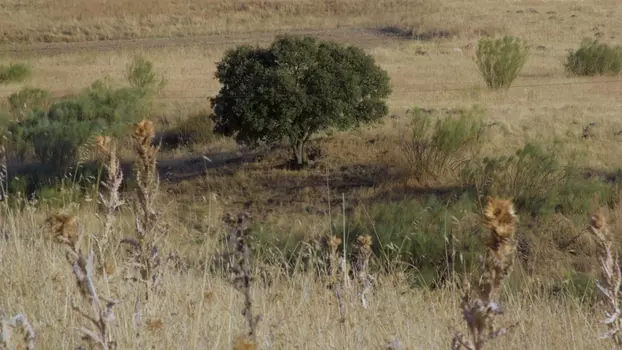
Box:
475;36;529;89
173;111;215;145
0;63;31;84
400;105;485;183
564;38;622;76
8;87;51;118
126;55;166;94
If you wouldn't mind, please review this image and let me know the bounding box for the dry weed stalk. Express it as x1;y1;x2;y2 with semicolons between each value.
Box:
224;212;260;349
46;213;120;350
587;213;622;346
0;313;35;349
121;119;163;301
451;197;519;350
352;235;374;309
94;136;124;246
321;235;346;319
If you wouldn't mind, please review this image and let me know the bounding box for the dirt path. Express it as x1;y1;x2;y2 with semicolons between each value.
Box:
0;27;410;57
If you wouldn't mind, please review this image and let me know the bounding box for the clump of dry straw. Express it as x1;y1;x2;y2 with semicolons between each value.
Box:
452;196;519;350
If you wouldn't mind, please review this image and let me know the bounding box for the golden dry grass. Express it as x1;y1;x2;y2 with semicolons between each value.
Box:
0;205;606;349
0;1;622;348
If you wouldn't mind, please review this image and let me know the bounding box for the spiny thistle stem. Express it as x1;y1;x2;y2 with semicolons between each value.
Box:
352;235;374;309
224;212;261;348
94;136;125;247
587;213;622;346
0;313;35;350
452;197;519;350
46;213;120;350
122;119;163;301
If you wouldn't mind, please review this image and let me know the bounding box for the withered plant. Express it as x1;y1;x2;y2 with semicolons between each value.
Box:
224;212;260;349
46;213;120;350
587;212;622;346
451;197;519;350
121;119;163;301
94;135;124;246
352;234;374;309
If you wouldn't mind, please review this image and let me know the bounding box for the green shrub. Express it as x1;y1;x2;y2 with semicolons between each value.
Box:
564;38;622;76
8;87;51;118
475;36;529;89
211;34;391;168
0;63;31;84
342;193;483;287
460;142;616;216
400;105;485;183
8;80;149;169
126;55;166;94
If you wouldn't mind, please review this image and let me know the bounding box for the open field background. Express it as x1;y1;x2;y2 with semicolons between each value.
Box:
1;0;622;349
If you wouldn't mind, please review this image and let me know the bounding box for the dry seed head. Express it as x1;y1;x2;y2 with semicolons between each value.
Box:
233;335;257;350
590;213;605;231
45;213;79;245
483;196;517;249
95;135;113;155
326;235;342;250
133;119;156;145
356;235;373;252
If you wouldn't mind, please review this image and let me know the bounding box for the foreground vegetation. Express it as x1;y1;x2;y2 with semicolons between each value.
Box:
1;1;622;348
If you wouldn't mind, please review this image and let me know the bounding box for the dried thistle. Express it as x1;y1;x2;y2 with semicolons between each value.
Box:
121;119;163;301
46;214;120;350
352;235;374;309
93;135;125;251
0;313;35;350
452;197;519;350
224;212;260;347
46;213;79;248
587;212;622;346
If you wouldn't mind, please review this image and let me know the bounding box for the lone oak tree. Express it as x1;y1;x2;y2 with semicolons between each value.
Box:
210;35;391;168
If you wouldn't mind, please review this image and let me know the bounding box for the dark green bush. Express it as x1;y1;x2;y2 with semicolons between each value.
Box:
475;36;529;89
211;34;391;168
400;106;485;182
0;63;31;84
565;38;622;76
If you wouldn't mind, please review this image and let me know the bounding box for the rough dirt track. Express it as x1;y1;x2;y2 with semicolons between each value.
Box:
0;27;411;57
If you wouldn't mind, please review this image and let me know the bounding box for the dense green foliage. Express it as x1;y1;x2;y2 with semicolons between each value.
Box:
211;35;392;167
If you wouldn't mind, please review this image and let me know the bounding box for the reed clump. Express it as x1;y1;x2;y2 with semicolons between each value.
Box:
452;196;519;350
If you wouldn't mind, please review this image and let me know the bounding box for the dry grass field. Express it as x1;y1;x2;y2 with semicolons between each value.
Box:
1;0;622;349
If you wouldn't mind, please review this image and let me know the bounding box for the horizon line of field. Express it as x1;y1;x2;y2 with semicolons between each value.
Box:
0;78;618;100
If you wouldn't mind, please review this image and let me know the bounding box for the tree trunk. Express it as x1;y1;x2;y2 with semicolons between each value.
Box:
291;138;309;169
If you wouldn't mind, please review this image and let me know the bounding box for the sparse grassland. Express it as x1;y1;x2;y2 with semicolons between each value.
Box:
1;0;622;349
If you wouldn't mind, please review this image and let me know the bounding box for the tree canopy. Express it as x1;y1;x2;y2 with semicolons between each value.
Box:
211;34;391;167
